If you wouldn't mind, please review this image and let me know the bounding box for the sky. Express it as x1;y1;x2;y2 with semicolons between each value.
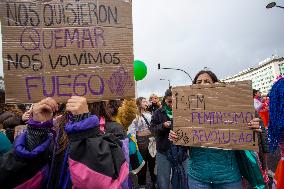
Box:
1;0;284;98
132;0;284;97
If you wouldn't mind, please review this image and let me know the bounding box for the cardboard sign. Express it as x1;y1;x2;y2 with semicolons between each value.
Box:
172;81;259;152
0;0;135;103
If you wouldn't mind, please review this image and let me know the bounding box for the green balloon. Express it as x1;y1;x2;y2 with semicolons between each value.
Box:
134;60;147;81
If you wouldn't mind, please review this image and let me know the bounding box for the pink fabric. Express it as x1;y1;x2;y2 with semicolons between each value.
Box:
15;170;44;189
69;158;129;189
99;117;106;133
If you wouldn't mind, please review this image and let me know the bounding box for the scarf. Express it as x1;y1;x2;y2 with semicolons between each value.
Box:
163;104;173;119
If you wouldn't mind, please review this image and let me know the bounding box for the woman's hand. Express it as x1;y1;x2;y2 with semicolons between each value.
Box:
66;96;89;115
248;118;262;132
163;121;171;128
32;98;58;122
22;109;32;122
168;130;179;142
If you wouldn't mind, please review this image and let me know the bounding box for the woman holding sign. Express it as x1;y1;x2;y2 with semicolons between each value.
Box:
0;96;129;189
169;70;265;189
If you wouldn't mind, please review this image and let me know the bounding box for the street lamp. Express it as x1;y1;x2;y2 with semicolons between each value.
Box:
160;78;171;88
158;63;193;83
266;2;284;9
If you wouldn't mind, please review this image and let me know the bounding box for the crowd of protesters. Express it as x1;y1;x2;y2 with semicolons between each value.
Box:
0;70;283;189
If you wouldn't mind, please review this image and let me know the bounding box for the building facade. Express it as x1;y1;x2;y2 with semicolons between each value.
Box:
223;56;284;95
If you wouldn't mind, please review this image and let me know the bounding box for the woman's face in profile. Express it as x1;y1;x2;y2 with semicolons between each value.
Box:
196;73;214;85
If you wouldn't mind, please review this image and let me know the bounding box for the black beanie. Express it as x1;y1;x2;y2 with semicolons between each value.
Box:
165;89;172;97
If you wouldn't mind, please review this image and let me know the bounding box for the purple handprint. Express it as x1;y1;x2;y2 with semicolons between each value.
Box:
107;67;133;96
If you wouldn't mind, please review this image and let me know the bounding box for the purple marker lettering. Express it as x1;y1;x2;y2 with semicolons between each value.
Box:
234;112;244;124
56;75;72;97
192;129;199;143
245;112;254;123
26;76;41;100
73;74;87;96
198;112;202;125
216;112;223;124
239;132;245;143
65;28;80;48
204;112;212;125
246;133;253;143
222;131;231;144
94;27;106;47
54;29;64;49
231;131;237;144
82;28;94;48
42;76;55;97
88;75;104;95
199;130;205;142
210;130;218;142
42;30;53;49
191;112;198;123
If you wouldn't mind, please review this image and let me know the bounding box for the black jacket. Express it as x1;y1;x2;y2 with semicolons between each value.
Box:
150;108;171;154
148;103;160;115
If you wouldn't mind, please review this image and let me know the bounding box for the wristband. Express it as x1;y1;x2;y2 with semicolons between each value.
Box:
27;118;53;128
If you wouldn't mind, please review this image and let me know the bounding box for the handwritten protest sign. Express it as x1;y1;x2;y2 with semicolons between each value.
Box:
0;0;134;103
172;81;259;152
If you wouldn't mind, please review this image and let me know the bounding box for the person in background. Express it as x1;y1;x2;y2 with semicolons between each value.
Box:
0;90;24;143
0;112;22;143
128;97;156;188
89;100;126;139
253;89;263;111
259;95;270;129
148;94;161;115
117;99;138;132
151;89;188;189
169;70;265;189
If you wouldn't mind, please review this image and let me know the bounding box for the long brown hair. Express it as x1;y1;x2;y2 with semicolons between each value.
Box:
136;97;146;116
54;104;69;155
89;101;113;121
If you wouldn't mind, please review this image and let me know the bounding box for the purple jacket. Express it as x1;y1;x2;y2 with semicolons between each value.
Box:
0;115;129;189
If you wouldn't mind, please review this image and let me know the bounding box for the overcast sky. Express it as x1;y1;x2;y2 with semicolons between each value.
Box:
133;0;284;97
1;0;284;98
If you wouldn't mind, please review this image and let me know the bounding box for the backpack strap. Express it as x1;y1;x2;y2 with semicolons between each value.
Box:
141;114;150;129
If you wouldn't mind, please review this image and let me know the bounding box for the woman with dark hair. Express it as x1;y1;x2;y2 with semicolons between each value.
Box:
169;70;265;189
192;70;219;84
128;97;156;188
89;100;126;139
